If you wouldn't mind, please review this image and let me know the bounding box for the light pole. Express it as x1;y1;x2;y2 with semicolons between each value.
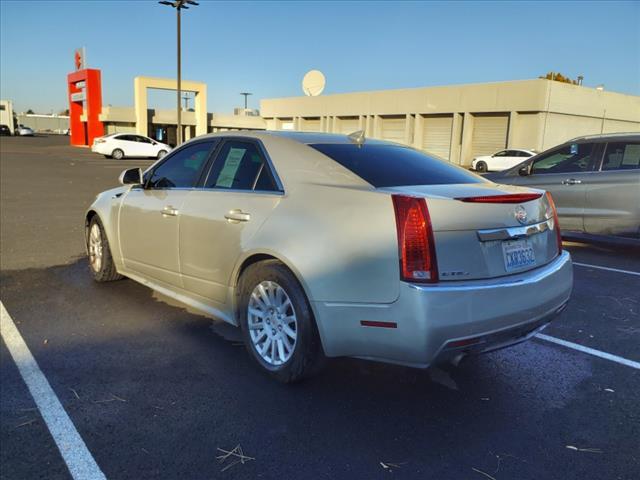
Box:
159;0;198;146
240;92;253;110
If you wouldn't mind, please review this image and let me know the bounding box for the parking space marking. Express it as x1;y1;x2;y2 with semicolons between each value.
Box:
573;262;640;277
0;301;106;480
536;333;640;369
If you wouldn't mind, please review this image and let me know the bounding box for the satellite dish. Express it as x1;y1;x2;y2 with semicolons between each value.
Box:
302;70;326;96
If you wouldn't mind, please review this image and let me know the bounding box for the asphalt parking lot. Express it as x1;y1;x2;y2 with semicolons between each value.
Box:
1;136;639;480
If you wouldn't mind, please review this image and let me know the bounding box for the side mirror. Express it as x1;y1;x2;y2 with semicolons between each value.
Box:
518;164;530;176
119;168;143;185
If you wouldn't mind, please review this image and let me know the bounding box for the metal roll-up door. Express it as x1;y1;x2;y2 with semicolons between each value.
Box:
301;118;321;132
422;115;453;160
337;117;359;134
380;116;406;143
471;114;509;158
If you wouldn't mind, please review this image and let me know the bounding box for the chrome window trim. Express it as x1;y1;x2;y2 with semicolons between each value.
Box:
476;218;553;242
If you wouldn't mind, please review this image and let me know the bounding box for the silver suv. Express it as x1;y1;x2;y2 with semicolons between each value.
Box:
486;133;640;244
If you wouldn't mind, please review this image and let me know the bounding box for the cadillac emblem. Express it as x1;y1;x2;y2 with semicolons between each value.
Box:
514;205;528;225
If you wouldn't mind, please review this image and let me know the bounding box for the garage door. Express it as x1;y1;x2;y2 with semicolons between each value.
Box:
380;116;406;144
471;114;509;158
337;117;359;134
422;115;453;160
301;118;321;132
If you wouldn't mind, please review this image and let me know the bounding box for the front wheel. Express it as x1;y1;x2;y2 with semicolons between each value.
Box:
157;150;167;159
475;161;488;173
238;260;324;383
87;216;123;282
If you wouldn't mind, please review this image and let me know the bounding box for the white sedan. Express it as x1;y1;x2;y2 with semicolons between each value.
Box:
85;131;572;383
472;149;536;172
91;133;171;160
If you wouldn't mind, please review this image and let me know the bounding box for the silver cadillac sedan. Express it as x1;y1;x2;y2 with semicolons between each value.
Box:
85;131;573;382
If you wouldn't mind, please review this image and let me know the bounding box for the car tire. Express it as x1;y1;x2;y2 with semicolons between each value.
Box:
475;161;488;173
157;150;167;159
112;149;124;160
237;260;325;383
87;216;123;282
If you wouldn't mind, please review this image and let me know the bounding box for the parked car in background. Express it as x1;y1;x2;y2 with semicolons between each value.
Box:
15;125;35;136
486;133;640;243
85;131;572;383
0;124;11;136
91;133;171;160
472;149;536;172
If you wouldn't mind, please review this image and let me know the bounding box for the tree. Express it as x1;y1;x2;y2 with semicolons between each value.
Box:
59;109;69;116
539;72;579;85
26;109;34;114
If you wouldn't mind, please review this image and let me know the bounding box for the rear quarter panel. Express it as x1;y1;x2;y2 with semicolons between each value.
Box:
245;183;400;304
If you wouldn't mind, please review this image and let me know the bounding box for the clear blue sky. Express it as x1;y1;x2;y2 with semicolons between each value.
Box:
1;0;639;114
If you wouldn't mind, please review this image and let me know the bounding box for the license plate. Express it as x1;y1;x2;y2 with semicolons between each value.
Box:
502;239;536;272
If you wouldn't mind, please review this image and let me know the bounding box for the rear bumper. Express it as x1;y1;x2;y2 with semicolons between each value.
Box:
313;250;573;368
91;144;109;155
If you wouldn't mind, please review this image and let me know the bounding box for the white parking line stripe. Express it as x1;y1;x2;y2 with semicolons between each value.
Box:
573;262;640;277
535;333;640;370
0;302;106;480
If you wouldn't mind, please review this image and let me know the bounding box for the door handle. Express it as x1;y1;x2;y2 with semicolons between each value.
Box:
224;209;251;223
561;178;582;185
161;205;179;217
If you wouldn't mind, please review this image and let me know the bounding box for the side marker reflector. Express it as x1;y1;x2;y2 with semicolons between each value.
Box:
360;320;397;329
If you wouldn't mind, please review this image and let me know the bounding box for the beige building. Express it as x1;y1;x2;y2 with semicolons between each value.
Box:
100;76;265;145
260;79;640;165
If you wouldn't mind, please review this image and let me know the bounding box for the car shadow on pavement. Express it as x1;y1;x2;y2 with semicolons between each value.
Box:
1;260;637;480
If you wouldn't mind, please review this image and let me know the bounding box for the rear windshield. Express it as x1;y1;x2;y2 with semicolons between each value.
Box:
310;143;484;187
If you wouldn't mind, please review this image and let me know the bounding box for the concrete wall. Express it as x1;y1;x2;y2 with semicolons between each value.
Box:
100;106;266;137
261;79;640;165
16;114;69;133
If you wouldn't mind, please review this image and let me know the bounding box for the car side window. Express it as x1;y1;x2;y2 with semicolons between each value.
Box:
118;135;134;142
204;140;279;191
601;142;640;171
531;143;595;174
136;135;153;144
494;150;508;157
147;142;214;189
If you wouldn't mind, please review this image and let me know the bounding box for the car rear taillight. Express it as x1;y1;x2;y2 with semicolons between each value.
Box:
455;193;543;203
545;191;562;255
392;195;438;283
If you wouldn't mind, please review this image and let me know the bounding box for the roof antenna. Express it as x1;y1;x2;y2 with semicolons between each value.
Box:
347;130;365;147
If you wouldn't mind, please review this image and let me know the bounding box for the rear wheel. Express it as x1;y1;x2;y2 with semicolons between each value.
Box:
87;216;122;282
475;161;488;173
238;260;324;383
112;149;124;160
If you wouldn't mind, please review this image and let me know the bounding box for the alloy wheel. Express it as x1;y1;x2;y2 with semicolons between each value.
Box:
88;223;103;273
247;280;297;366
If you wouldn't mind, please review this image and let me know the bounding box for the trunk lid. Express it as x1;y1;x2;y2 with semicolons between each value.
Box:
383;183;560;281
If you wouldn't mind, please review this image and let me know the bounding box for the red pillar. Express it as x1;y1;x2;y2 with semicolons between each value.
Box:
67;69;104;146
